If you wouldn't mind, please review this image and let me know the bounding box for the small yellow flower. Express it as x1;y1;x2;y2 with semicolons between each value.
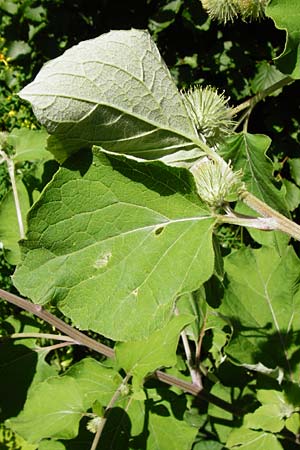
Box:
8;110;16;117
0;53;9;66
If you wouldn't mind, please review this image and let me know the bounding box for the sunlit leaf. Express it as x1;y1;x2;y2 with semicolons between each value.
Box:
13;150;215;341
227;428;284;450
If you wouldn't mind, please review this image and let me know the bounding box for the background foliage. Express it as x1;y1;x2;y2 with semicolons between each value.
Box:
1;1;300;449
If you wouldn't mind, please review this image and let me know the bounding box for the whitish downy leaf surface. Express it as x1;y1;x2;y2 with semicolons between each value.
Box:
219;246;300;374
13;150;215;341
19;29;199;161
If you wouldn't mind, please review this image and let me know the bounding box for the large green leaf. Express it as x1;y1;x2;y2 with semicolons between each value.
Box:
19;29;199;162
13;150;215;341
116;315;193;388
219;246;300;375
266;0;300;78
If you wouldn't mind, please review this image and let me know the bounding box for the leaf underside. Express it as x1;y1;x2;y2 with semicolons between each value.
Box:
19;29;199;162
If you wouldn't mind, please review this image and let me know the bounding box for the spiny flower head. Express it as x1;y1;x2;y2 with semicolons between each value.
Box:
190;157;245;208
182;85;235;147
200;0;268;23
238;0;268;20
201;0;239;23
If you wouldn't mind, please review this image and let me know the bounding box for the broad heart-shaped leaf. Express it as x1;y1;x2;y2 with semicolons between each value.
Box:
13;150;215;341
116;314;193;388
219;245;300;375
19;29;199;162
220;133;288;216
266;0;300;79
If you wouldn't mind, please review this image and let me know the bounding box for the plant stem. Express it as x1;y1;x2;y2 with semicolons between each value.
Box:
0;288;238;415
195;312;207;369
38;341;73;352
1;332;75;342
0;151;25;239
154;370;239;415
241;191;300;241
0;289;114;358
175;307;202;388
230;76;294;118
90;373;131;450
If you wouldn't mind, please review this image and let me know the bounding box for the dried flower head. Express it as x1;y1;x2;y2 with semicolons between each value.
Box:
182;85;235;147
190;157;245;208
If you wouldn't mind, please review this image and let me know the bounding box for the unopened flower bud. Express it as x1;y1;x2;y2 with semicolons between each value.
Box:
190;157;245;208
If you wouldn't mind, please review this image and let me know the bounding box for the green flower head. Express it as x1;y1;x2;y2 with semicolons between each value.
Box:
182;85;235;147
190;157;245;208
